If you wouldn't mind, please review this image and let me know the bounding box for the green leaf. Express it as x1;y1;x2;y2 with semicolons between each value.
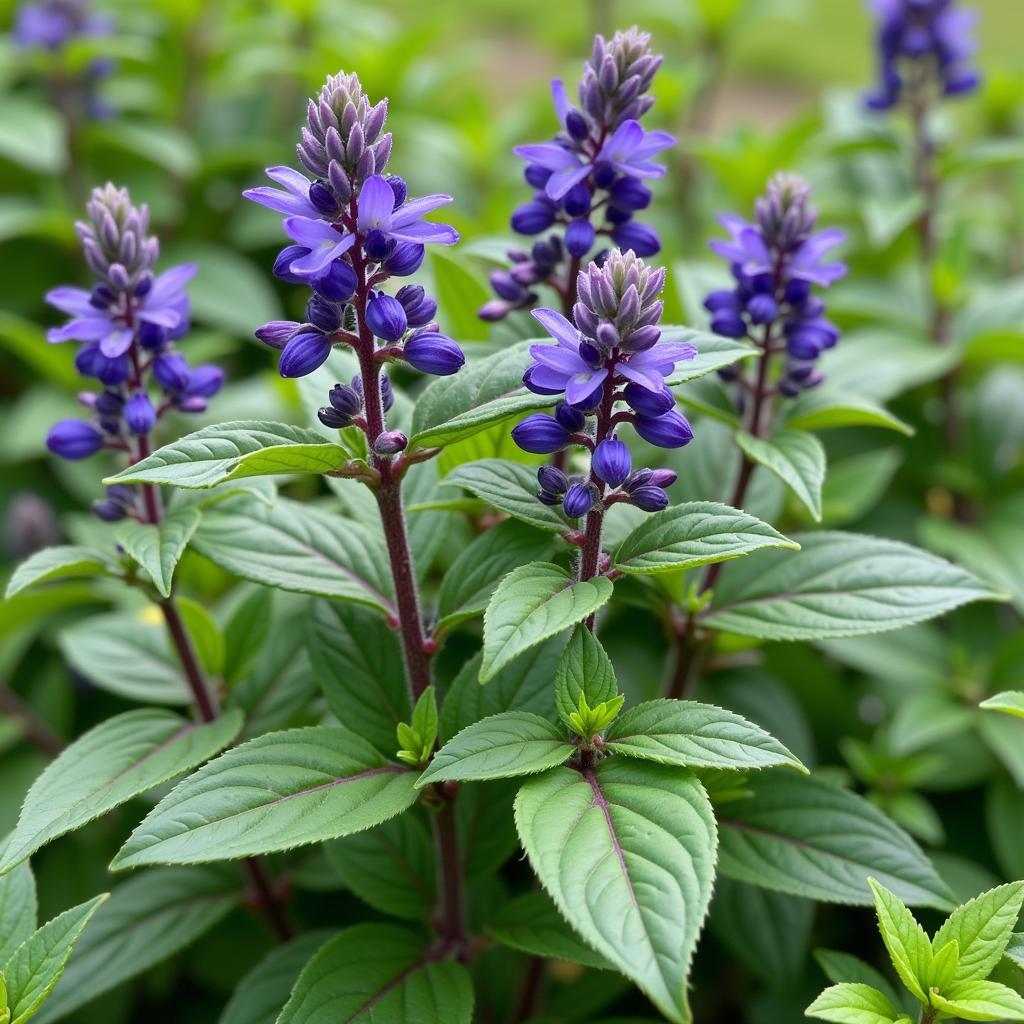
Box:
931;882;1024;987
112;727;417;868
0;709;242;875
783;390;913;435
115;507;201;598
806;983;900;1024
927;939;959;994
814;949;906;1011
930;980;1024;1021
663;329;757;385
105;422;347;489
0;100;65;174
57;610;189;705
5;547;117;599
613;502;797;576
979;691;1024;721
430;251;489;342
736;429;825;521
515;759;717;1024
1005;934;1024;970
277;923;473;1024
481;562;614;682
3;895;107;1024
866;879;931;1003
486;890;612;970
436;520;554;631
192;498;394;613
0;859;35;965
605;699;806;773
325;809;435;920
306;600;409;757
32;868;238;1024
218;931;333;1024
408;341;552;450
705;532;1001;640
442;460;567;532
554;627;619;730
417;711;574;787
821;449;902;527
222;587;274;685
717;774;955;910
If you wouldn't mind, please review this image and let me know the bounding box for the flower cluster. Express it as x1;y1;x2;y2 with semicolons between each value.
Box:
513;249;692;518
45;185;222;517
705;173;846;396
865;0;980;110
245;72;464;388
480;28;675;322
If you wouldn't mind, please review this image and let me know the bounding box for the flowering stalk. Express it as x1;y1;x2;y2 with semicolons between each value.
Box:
480;28;674;323
246;70;468;952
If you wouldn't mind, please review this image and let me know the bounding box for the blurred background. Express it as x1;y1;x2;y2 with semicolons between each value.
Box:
2;1;1024;1022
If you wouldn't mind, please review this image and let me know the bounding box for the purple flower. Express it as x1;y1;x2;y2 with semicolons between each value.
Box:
242;165;320;218
46;419;104;460
280;218;355;277
357;174;458;249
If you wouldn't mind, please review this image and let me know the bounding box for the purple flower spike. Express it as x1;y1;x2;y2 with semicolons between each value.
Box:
47;419;104;460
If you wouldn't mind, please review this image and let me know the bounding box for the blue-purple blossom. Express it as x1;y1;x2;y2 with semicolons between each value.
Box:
482;28;675;321
705;173;846;395
865;0;980;110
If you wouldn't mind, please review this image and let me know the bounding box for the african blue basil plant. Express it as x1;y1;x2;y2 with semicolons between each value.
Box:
1;23;1016;1024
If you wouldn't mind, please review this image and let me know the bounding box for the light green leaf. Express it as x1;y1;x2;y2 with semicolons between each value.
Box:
613;502;797;576
0;858;35;965
442;460;567;532
277;923;473;1024
417;712;573;788
1005;934;1024;970
115;507;201;598
486;890;612;970
515;759;717;1024
979;691;1024;721
663;329;757;385
605;699;806;773
554;626;619;730
931;882;1024;987
32;868;239;1024
5;547;117;599
821;449;902;527
408;341;552;450
736;429;825;521
783;390;913;435
481;562;613;682
0;100;65;174
806;983;900;1024
192;498;394;613
705;532;1001;640
0;709;242;876
927;939;959;994
814;949;906;1011
930;980;1024;1021
105;422;347;489
718;774;955;910
436;520;554;631
430;251;489;343
111;727;417;868
866;879;930;1003
3;895;107;1024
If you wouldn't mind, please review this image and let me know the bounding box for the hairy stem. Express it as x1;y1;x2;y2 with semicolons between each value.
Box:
431;796;468;956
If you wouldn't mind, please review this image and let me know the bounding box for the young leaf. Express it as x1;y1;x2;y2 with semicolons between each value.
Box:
104;421;348;489
806;983;900;1024
705;532;1001;640
930;881;1024;987
111;727;418;868
436;520;555;631
927;939;960;994
396;688;438;768
3;895;107;1024
192;497;395;613
717;774;954;909
5;546;117;599
417;712;574;788
979;691;1024;720
0;709;243;875
930;980;1024;1021
486;890;612;970
480;562;613;682
605;699;806;773
554;626;619;730
567;693;624;741
735;429;826;521
442;460;566;532
32;868;239;1024
277;923;473;1024
0;859;36;965
613;501;797;576
114;506;201;598
866;879;931;1003
515;759;717;1024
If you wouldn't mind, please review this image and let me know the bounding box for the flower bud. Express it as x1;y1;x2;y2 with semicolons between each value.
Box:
403;332;465;376
365;293;408;341
746;293;778;325
563;482;597;518
647;468;677;488
634;409;694;449
710;309;748;339
566;219;596;257
554;402;586;432
279;331;331;378
329;382;362;416
512;414;570;454
311;259;357;302
623;382;674;417
537;465;569;495
384;242;425;277
306;295;343;333
46;419;104;460
318;406;352;429
124;393;156;435
308;181;338;216
511;200;556;235
273;245;311;284
255;320;299;350
630;484;669;512
592;438;631;487
611;221;660;257
154;352;191;391
373;430;408;455
524;164;552;189
562;184;591;218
